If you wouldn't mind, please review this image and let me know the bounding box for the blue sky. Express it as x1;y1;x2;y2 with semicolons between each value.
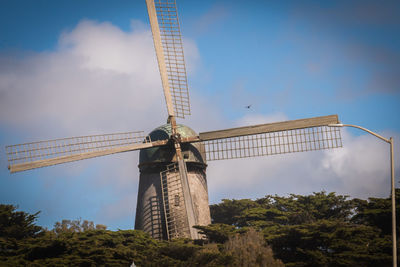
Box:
1;0;399;230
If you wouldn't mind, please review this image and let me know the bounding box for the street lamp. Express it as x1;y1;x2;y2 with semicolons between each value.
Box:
329;123;397;267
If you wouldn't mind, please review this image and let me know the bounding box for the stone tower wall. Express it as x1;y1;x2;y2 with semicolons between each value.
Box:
135;165;211;240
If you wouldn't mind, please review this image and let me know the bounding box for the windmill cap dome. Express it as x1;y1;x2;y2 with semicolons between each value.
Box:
139;124;206;167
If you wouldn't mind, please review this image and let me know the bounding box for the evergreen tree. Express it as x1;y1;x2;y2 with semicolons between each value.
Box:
0;204;42;239
209;191;397;266
1;189;397;266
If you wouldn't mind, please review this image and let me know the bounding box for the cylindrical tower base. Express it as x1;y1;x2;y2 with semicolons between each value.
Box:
135;124;211;240
135;163;211;240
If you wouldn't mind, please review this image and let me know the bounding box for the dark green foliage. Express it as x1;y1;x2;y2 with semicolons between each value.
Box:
1;190;398;266
266;220;391;266
211;192;355;228
0;205;233;266
210;199;259;226
352;189;400;235
1;229;187;266
209;191;398;267
26;239;67;260
0;204;42;239
194;223;238;243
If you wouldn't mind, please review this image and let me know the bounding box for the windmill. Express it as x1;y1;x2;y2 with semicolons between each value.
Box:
5;0;343;240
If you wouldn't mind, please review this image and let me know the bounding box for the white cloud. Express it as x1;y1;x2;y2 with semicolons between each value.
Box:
0;19;165;138
183;37;200;75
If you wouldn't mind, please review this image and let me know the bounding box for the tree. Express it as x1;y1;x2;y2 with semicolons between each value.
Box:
0;204;42;239
210;199;259;226
224;228;284;267
52;218;107;235
209;191;396;266
194;223;238;243
352;189;400;235
211;192;356;228
265;220;391;266
1;189;397;266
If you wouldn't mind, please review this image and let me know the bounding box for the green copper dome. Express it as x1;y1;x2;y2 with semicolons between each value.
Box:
139;124;206;166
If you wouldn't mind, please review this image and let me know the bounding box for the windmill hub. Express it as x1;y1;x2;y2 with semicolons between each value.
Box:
138;124;206;171
171;132;181;143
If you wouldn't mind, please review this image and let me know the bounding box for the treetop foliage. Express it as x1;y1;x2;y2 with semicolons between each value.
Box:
0;205;241;266
52;219;107;235
205;190;399;267
0;204;42;240
1;190;398;266
211;192;355;227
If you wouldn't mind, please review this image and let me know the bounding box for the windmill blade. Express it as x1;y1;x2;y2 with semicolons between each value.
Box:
146;0;190;119
195;115;342;161
160;160;198;240
6;132;168;173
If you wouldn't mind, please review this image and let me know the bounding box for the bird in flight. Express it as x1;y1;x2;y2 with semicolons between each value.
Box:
245;104;252;109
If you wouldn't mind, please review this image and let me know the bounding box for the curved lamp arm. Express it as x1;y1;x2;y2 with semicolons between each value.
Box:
329;123;396;267
329;123;391;143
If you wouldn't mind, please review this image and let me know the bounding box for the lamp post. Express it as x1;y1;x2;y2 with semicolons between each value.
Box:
329;123;397;267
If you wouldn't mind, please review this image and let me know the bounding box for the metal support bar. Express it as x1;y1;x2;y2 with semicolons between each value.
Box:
329;124;390;143
329;123;397;267
390;137;397;267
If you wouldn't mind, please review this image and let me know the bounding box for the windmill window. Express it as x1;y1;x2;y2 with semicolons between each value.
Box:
174;194;180;206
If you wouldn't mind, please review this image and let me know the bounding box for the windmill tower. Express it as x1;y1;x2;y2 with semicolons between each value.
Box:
5;0;343;240
135;124;210;240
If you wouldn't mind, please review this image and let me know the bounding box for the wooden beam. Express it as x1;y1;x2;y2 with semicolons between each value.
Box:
146;0;175;118
178;160;199;239
9;140;168;173
199;115;339;141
